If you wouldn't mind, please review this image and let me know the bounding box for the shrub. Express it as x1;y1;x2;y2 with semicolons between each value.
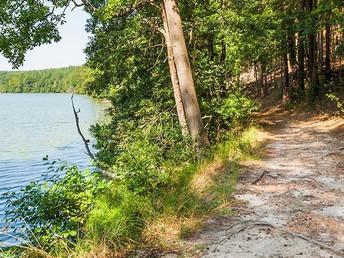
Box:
3;157;110;248
216;93;258;127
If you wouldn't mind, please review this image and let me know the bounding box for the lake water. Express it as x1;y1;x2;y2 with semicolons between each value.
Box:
0;93;101;245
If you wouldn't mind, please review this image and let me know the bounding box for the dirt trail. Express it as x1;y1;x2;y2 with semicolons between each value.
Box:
181;109;344;257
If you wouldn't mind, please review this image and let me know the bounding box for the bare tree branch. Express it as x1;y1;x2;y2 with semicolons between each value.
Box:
71;0;97;12
141;18;165;35
115;0;156;18
71;94;95;160
71;95;116;180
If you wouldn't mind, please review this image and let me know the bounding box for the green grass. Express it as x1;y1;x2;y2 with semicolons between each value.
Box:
1;126;262;258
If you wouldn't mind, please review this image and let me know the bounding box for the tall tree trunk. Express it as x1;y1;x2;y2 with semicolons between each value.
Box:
163;0;210;151
281;13;291;101
340;33;343;86
297;0;306;95
288;35;297;68
298;34;305;95
325;0;331;84
307;0;314;81
220;0;226;64
273;62;277;89
254;62;260;97
283;52;290;101
319;31;324;69
307;0;319;99
308;33;316;89
161;5;188;136
260;63;268;96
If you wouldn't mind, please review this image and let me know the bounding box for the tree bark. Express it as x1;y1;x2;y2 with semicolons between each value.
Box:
297;0;305;96
308;33;316;89
283;52;289;101
307;0;319;99
260;63;268;96
288;35;297;68
254;63;260;97
297;36;305;94
325;0;331;84
297;0;306;95
161;5;188;136
163;0;210;151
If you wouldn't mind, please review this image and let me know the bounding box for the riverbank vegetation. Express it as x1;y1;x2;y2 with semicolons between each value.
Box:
1;0;344;257
2;127;261;257
0;66;88;93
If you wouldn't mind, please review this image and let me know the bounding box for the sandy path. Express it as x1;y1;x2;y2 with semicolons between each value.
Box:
182;110;344;258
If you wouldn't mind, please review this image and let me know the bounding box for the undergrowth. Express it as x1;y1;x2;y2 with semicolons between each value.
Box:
1;78;260;257
0;126;261;257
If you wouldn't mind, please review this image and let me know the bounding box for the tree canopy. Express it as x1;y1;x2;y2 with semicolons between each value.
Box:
0;1;64;68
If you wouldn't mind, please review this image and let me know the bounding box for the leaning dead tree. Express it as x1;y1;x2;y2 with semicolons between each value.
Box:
71;94;116;180
71;94;95;160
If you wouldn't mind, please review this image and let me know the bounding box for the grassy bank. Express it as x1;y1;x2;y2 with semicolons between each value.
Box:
1;126;262;258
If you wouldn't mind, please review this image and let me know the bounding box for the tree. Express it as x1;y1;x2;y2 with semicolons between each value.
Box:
0;0;209;150
0;1;62;68
162;0;209;150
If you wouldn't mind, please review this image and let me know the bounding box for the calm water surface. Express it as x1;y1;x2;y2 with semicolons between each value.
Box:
0;93;101;244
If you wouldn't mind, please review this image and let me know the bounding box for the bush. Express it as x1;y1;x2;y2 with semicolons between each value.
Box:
201;92;258;141
3;157;110;248
216;93;257;127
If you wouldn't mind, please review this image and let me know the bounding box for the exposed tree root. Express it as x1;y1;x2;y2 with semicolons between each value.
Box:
214;220;275;244
284;231;344;257
251;171;268;184
216;218;344;257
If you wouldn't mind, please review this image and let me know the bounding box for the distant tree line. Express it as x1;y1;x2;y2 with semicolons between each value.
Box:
0;66;89;93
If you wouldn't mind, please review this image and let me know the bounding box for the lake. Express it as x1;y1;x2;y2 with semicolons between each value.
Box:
0;93;101;245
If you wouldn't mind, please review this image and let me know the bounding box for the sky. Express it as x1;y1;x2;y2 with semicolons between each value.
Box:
0;6;91;71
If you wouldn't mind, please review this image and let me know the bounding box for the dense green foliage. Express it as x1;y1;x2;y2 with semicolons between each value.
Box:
3;157;110;248
2;128;259;257
0;66;88;93
0;1;62;69
84;0;258;152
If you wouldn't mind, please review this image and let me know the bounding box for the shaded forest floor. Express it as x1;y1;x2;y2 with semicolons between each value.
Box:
166;106;344;257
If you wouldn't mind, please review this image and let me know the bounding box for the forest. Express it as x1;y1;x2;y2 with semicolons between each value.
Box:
0;66;87;93
0;0;344;257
